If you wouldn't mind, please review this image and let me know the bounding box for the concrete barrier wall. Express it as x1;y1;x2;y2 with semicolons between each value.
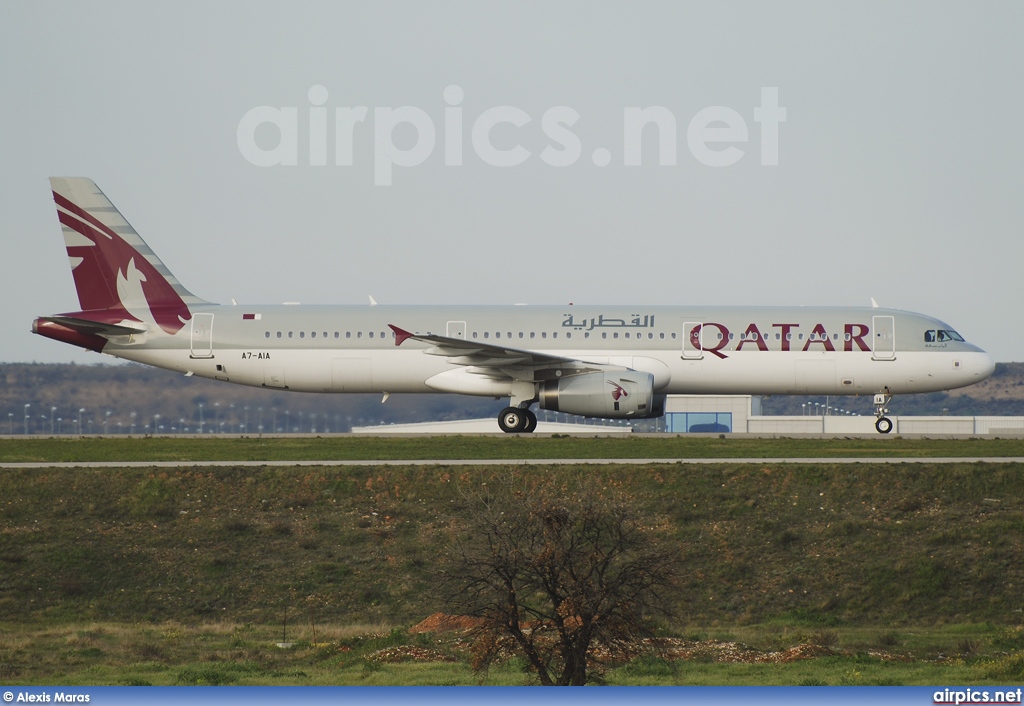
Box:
745;415;1024;435
747;417;823;433
896;417;976;434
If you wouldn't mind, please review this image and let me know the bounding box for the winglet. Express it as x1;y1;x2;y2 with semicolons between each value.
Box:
388;324;414;346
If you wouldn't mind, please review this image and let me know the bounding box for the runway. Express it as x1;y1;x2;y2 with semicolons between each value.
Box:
2;457;1023;468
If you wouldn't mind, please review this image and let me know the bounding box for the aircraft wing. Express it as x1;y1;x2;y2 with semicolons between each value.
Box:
388;324;618;379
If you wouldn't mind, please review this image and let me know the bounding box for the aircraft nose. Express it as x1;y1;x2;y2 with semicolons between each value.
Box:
972;350;996;381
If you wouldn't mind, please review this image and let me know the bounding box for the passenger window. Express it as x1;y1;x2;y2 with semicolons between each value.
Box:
602;332;607;339
613;332;619;339
484;332;489;339
553;332;558;339
495;332;501;339
276;332;282;339
566;332;571;339
541;332;547;339
311;331;316;338
346;332;351;338
369;332;374;338
288;332;293;339
659;332;665;339
265;332;270;339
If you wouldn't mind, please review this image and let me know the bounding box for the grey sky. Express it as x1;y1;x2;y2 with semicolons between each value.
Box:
2;1;1022;363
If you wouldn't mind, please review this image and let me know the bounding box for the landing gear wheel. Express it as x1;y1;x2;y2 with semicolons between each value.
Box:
875;417;893;434
498;407;527;433
523;409;538;433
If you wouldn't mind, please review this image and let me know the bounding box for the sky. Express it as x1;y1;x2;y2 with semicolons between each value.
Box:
2;1;1022;363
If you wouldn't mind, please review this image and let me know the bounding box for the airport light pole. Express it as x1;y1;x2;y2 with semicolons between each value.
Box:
51;407;57;434
77;408;85;434
198;403;204;434
24;404;30;435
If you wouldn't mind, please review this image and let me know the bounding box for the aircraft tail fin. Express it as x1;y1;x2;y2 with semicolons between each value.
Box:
48;177;209;335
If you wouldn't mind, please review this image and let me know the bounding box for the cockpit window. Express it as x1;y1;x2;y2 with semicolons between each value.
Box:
924;329;965;343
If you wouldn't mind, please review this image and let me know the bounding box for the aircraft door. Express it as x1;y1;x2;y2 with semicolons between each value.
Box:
681;322;704;359
446;321;467;339
190;312;214;359
872;315;896;360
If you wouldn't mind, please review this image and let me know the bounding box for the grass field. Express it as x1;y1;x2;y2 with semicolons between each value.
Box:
1;437;1022;685
1;434;1022;463
2;621;1023;685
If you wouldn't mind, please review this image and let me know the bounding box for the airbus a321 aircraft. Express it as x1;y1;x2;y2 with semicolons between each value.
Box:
34;178;995;434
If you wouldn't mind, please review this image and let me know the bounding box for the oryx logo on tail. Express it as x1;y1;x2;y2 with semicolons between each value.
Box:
50;178;205;334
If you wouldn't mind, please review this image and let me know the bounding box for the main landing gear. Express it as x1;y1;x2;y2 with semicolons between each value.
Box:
498;406;538;434
873;388;893;434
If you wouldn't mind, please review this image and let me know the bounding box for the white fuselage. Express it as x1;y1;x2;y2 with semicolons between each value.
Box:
106;304;994;400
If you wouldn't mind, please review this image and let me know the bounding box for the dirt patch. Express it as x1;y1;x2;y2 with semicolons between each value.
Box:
409;612;484;634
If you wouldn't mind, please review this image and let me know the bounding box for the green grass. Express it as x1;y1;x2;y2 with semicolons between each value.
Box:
2;447;1023;686
1;434;1022;463
2;463;1023;629
1;621;1020;686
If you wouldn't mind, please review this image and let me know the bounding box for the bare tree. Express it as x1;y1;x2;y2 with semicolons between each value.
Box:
439;474;681;685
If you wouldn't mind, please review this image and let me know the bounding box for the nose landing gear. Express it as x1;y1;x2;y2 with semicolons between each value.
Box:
874;388;893;434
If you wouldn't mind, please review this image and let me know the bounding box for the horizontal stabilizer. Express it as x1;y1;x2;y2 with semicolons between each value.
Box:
38;315;147;337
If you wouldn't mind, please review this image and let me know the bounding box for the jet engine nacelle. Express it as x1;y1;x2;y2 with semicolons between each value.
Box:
539;371;659;419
